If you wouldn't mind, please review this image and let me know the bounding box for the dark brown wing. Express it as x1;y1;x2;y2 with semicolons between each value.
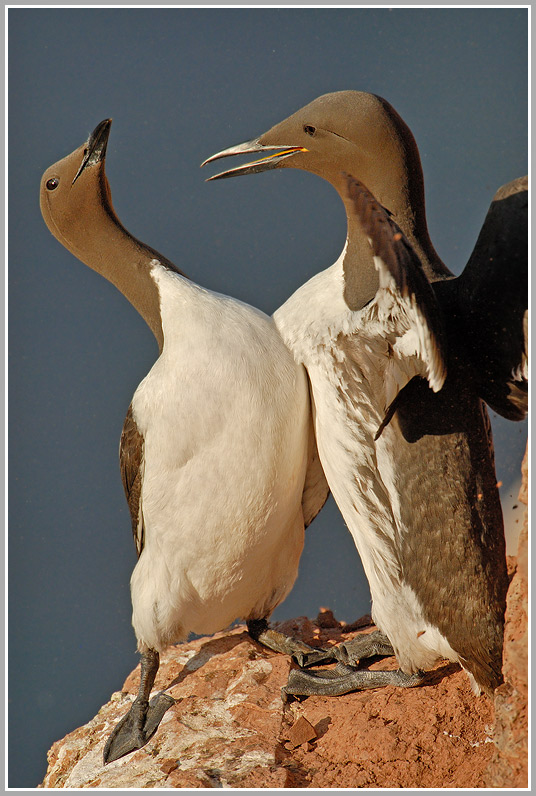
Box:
301;399;330;528
344;173;411;293
456;176;528;420
119;404;145;556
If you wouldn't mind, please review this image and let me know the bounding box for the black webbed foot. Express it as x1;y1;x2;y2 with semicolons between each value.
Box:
104;696;146;763
283;662;425;698
103;693;175;763
103;649;175;764
247;618;327;665
294;629;395;668
143;692;176;738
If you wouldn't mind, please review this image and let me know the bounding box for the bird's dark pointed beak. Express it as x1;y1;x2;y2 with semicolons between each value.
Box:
201;138;307;181
72;119;112;184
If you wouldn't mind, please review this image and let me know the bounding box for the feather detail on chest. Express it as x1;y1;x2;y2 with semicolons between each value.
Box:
275;178;449;654
275;186;446;438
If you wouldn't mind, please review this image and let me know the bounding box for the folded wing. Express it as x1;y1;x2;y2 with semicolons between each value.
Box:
344;174;447;436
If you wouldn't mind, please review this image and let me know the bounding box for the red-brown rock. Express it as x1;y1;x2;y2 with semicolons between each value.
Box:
286;716;317;749
39;449;528;789
40;615;500;789
487;444;528;787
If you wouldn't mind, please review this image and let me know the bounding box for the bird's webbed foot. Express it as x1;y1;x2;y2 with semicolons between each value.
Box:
246;618;327;666
283;663;425;698
297;629;395;668
282;629;424;698
103;649;175;764
103;692;174;763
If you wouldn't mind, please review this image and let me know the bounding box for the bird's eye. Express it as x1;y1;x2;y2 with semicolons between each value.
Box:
303;125;316;136
46;177;59;191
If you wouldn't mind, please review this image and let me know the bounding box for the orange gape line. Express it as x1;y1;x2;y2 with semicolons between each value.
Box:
248;147;308;163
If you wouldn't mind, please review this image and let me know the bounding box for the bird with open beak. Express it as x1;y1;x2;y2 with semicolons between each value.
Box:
203;90;527;698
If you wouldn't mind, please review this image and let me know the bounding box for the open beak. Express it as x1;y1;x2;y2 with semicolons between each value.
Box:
72;118;112;184
201;138;307;181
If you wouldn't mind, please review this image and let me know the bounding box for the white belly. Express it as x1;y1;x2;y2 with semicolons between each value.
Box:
130;269;310;652
274;260;458;673
308;355;458;673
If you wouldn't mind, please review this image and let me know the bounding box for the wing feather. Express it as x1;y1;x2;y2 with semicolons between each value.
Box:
301;394;330;528
456;176;528;420
119;404;145;556
344;174;447;433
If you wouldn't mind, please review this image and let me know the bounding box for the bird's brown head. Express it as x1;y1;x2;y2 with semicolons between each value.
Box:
40;119;114;251
202;90;446;279
39;118;186;350
202;92;418;206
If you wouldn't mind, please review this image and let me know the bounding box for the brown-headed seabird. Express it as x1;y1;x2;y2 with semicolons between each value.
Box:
40;120;330;762
202;91;528;698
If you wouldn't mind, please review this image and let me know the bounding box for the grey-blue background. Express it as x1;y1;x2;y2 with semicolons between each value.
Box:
9;8;528;788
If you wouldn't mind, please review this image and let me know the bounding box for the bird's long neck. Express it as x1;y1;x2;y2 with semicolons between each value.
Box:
49;176;185;352
337;163;450;311
336;100;451;310
368;95;451;282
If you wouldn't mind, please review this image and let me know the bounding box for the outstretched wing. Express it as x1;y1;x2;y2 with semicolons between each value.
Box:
119;404;145;556
456;176;528;420
344;174;447;434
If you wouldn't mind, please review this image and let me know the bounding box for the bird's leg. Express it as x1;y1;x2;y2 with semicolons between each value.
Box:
103;649;175;764
247;618;331;667
283;662;425;698
295;629;395;668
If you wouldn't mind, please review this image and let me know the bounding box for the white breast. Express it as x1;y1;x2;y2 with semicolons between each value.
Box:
274;256;458;673
130;264;311;652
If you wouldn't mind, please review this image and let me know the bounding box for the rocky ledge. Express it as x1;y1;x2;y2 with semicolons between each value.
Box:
40;449;527;789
